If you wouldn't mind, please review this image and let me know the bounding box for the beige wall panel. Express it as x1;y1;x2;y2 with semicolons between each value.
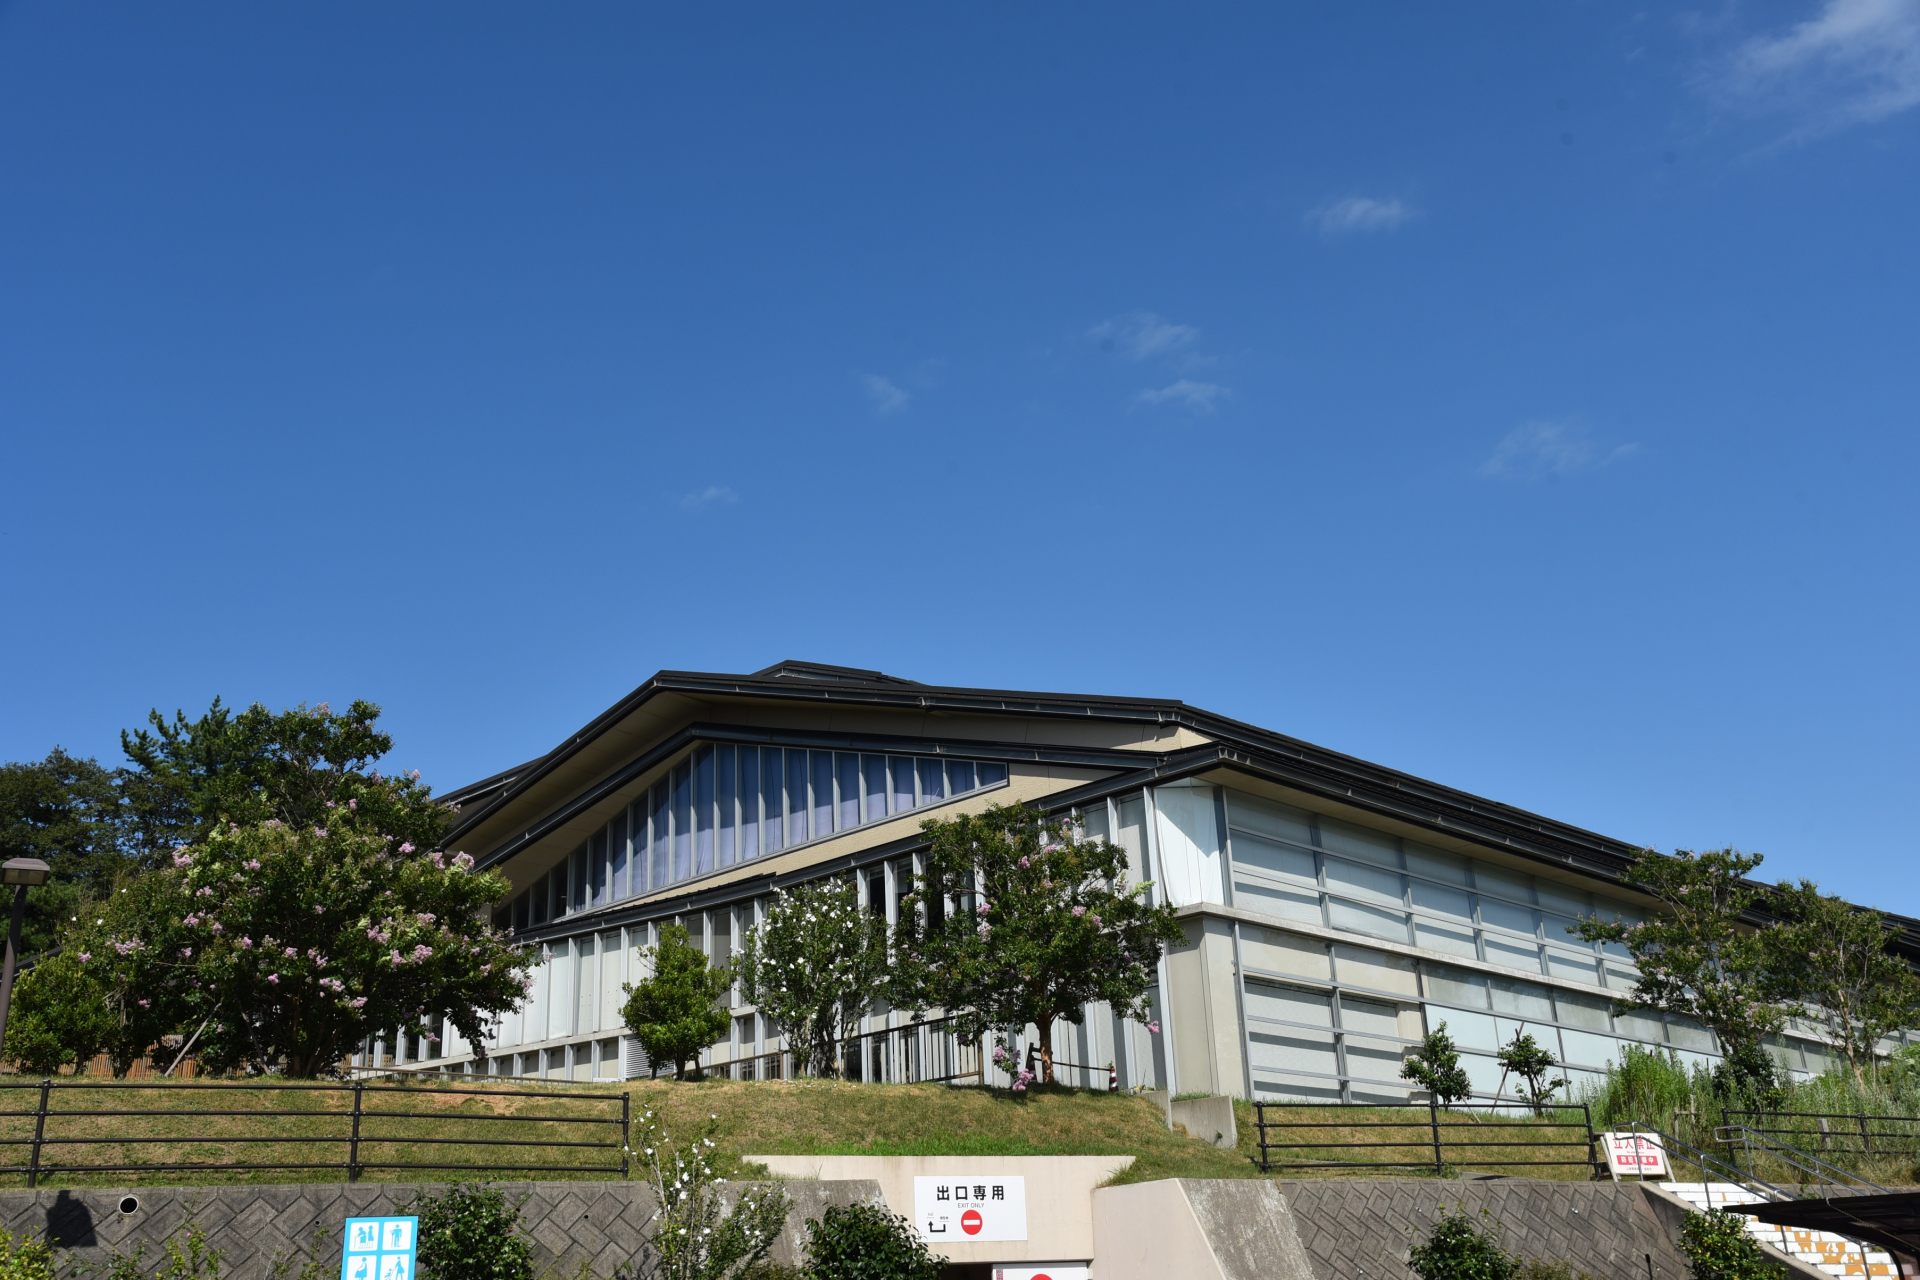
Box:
1330;943;1420;998
1239;924;1332;983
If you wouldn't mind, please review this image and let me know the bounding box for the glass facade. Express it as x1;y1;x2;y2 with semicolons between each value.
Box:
497;743;1009;929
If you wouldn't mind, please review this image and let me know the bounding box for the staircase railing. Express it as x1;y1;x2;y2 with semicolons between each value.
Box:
1713;1123;1894;1197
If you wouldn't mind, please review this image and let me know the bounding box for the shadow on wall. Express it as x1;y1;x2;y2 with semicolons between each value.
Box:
46;1189;97;1247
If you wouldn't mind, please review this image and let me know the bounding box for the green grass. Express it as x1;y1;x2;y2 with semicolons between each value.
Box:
1235;1101;1601;1182
0;1075;1623;1191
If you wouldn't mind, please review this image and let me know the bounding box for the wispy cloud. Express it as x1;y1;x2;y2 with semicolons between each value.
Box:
1088;310;1202;363
861;373;911;416
1308;195;1418;237
680;485;739;511
1716;0;1920;140
1135;380;1231;414
1481;422;1640;481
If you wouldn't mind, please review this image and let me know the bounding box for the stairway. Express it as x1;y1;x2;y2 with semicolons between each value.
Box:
1659;1182;1897;1278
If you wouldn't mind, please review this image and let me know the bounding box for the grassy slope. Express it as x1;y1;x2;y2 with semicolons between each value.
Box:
0;1075;1602;1189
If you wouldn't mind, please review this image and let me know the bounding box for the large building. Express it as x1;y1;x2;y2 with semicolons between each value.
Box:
362;661;1920;1101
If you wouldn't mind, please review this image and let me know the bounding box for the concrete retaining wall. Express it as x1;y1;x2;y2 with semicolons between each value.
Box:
0;1179;879;1279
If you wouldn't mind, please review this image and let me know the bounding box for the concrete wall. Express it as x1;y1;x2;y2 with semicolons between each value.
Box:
0;1178;879;1280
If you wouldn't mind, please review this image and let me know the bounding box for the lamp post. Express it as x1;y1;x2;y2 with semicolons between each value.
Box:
0;858;52;1066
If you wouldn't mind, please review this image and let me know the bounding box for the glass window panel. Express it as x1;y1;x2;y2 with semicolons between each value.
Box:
1554;989;1613;1030
1323;856;1404;907
810;751;833;837
1234;878;1323;924
1343;1039;1406;1084
1317;818;1402;869
1560;1029;1623;1070
786;750;810;846
1613;1009;1666;1042
711;910;733;972
1666;1017;1716;1052
1545;949;1599;983
1338;995;1401;1037
946;759;977;795
1404;843;1471;885
760;749;785;854
1478;897;1538;937
650;780;669;890
1424;966;1489;1010
1246;982;1334;1028
1410;879;1474;924
694;747;716;875
1538;912;1584;947
1250;1030;1339;1079
1414;920;1478;958
862;754;889;821
717;746;737;867
1226;791;1316;846
917;757;946;804
1472;864;1536;903
550;862;568;919
1326;897;1409;944
889;756;916;812
1534;882;1592;918
590;829;609;908
976;760;1009;787
573;845;590;912
1440;1009;1501;1052
1231;831;1316;883
1483;934;1543;971
738;748;761;859
1494;1020;1561;1061
610;812;628;901
1488;976;1555;1021
671;759;693;883
837;753;860;830
514;893;531;930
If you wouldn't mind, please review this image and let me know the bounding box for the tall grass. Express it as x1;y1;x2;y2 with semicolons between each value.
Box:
1580;1044;1920;1187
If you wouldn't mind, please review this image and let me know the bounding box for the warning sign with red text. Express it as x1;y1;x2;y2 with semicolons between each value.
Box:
913;1175;1028;1243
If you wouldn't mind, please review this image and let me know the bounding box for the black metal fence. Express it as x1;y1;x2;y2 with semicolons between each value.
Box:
693;1015;981;1085
0;1079;629;1188
1253;1097;1601;1176
1721;1108;1920;1162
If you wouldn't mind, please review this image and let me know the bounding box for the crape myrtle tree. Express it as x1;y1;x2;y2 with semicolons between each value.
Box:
1576;848;1797;1094
71;700;531;1076
1766;880;1920;1085
738;878;891;1078
894;803;1182;1086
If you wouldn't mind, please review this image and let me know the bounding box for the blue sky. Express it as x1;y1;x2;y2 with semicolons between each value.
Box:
3;3;1916;911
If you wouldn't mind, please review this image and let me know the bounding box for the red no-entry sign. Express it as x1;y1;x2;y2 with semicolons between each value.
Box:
961;1209;984;1236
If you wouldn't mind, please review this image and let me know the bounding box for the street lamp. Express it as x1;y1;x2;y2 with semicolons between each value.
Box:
0;858;52;1069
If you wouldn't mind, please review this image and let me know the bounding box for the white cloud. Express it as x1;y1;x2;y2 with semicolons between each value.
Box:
1088;311;1202;363
1481;422;1640;480
679;485;739;511
1308;196;1418;237
1719;0;1920;138
861;373;910;416
1135;379;1231;413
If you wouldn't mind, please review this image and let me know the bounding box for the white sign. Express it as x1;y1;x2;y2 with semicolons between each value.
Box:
993;1266;1090;1280
1601;1132;1670;1178
914;1175;1028;1243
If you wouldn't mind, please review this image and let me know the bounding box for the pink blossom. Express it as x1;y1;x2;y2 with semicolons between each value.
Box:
411;944;433;961
975;902;991;916
1146;1020;1161;1035
284;946;298;958
452;852;473;871
1017;856;1031;869
1089;913;1102;928
137;998;151;1009
407;769;420;781
415;913;436;926
976;923;992;939
180;946;194;959
183;913;201;927
171;848;193;868
313;826;328;838
367;927;390;943
429;851;446;869
243;859;261;871
389;950;404;965
1072;905;1087;918
349;996;368;1009
209;922;224;934
346;798;357;811
196;887;213;898
398;842;415;855
316;702;331;716
263;818;283;829
237;936;253;949
76;951;91;964
266;974;280;985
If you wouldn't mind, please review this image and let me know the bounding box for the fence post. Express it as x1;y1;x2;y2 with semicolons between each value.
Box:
27;1079;51;1189
1428;1095;1444;1176
1582;1103;1600;1179
1253;1102;1269;1172
1860;1113;1872;1155
620;1093;631;1178
347;1081;365;1182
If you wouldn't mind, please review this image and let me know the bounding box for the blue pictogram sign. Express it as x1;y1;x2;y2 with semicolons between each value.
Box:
341;1216;418;1280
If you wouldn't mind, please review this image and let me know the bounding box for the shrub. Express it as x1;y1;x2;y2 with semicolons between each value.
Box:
0;1225;55;1280
629;1107;790;1280
623;923;732;1078
96;1226;225;1280
802;1202;942;1280
1678;1210;1786;1280
410;1183;534;1280
1402;1025;1472;1107
1408;1212;1515;1280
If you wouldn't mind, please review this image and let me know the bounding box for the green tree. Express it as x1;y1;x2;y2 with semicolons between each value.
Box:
1678;1210;1785;1280
738;880;890;1079
1496;1030;1567;1115
629;1108;789;1280
802;1203;942;1280
8;950;116;1074
894;804;1181;1085
1409;1212;1516;1280
623;924;731;1078
1765;880;1920;1085
77;818;530;1077
410;1184;534;1280
120;698;444;857
0;748;133;955
1402;1023;1473;1106
1575;849;1796;1091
